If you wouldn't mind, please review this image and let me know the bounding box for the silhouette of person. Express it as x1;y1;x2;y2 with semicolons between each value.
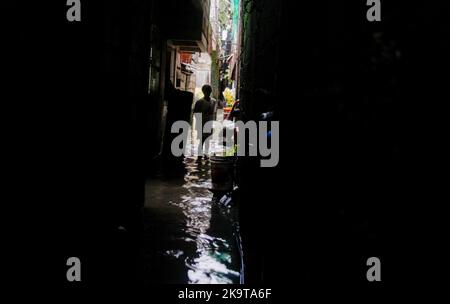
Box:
193;84;219;161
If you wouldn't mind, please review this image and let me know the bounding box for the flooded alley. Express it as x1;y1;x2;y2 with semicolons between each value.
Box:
143;154;242;284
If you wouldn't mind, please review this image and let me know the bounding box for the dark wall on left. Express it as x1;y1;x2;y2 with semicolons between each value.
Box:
11;1;157;288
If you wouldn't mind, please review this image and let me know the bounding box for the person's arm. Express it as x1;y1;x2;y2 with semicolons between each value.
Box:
216;99;224;110
193;100;201;113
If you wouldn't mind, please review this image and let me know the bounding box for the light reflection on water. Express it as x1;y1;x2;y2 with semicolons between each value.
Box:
171;159;239;284
145;139;240;284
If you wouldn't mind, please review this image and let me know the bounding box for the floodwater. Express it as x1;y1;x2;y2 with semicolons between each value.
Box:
144;150;242;284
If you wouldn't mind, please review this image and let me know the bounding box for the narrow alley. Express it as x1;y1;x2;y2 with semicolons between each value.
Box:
15;0;450;293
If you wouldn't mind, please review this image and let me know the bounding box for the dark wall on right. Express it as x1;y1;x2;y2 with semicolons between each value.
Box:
238;0;449;287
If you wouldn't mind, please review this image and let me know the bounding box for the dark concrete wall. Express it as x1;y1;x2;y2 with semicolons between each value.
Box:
12;0;158;287
237;0;450;285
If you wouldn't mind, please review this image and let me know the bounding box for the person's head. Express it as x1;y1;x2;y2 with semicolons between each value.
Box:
202;84;212;98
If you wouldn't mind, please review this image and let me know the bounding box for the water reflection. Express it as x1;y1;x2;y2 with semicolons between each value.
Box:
145;150;240;284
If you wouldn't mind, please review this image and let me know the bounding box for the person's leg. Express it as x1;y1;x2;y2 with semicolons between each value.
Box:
204;134;211;157
197;134;204;157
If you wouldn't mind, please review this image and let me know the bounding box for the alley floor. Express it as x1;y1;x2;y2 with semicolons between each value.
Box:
143;153;241;284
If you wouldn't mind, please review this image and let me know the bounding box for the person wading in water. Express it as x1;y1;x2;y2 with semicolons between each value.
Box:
193;84;220;162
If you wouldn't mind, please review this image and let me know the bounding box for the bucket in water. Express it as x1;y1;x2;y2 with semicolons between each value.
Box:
210;156;236;192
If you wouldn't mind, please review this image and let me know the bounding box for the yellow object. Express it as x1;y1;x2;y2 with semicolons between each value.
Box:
223;88;234;107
